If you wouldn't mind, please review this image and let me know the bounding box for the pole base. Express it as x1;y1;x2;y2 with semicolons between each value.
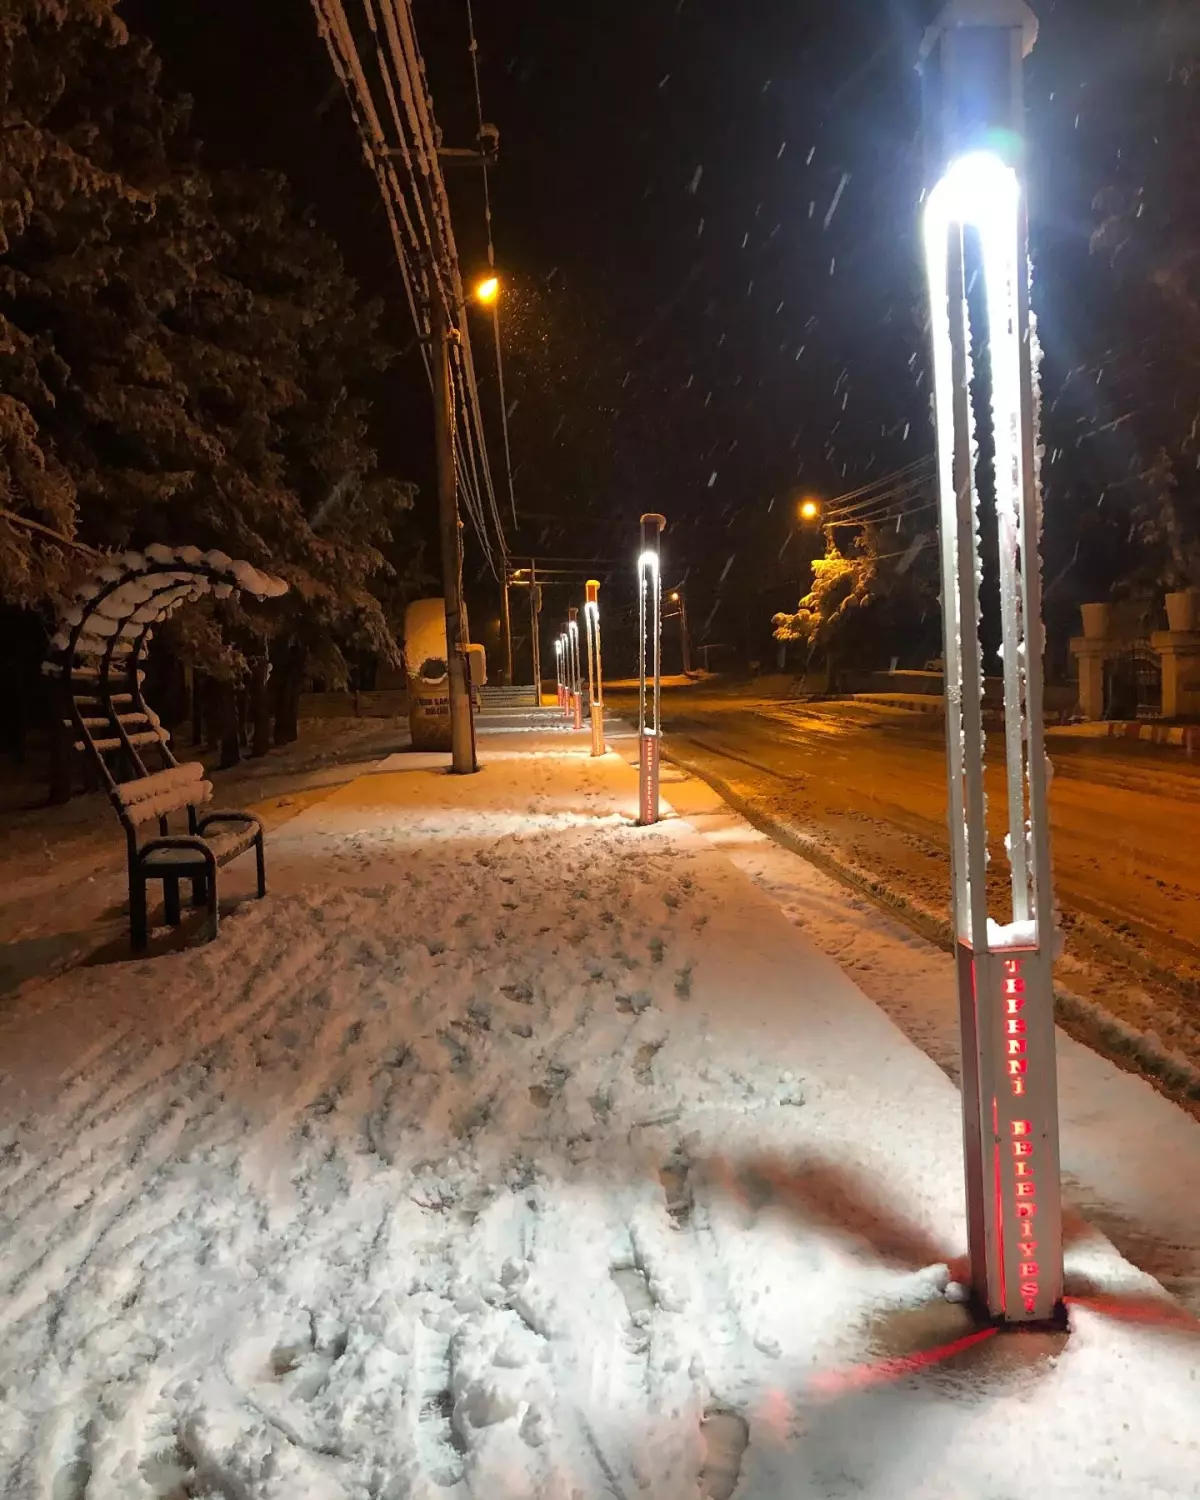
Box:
638;730;661;825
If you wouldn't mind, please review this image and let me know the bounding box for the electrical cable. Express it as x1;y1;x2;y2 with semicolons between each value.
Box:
465;0;518;528
819;455;935;511
309;0;508;577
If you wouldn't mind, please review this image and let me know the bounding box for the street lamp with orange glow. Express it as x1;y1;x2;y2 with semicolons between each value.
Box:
473;275;500;306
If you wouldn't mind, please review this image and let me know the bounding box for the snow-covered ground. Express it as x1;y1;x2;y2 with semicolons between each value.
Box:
2;722;1199;1498
0;714;411;998
659;764;1200;1314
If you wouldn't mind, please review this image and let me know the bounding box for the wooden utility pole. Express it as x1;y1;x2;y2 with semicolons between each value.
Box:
501;569;514;685
530;559;542;699
432;297;478;773
677;590;693;675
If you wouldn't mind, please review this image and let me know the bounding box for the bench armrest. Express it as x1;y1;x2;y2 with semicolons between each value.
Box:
137;835;218;868
195;810;262;836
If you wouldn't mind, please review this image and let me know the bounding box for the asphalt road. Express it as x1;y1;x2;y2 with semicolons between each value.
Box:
608;682;1200;1085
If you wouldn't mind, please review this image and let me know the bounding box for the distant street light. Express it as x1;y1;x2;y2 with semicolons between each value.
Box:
567;608;584;730
667;588;692;674
637;513;667;826
584;580;605;757
474;275;500;306
799;498;821;523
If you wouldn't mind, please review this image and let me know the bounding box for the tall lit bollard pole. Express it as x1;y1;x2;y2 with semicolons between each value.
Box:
921;0;1062;1325
568;608;584;731
638;513;666;825
584;579;605;757
560;629;573;720
555;635;566;712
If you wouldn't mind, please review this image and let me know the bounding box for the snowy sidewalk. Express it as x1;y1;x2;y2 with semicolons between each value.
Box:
1;725;1198;1498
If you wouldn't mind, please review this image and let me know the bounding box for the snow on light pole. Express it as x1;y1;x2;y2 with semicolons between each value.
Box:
921;0;1062;1326
567;608;584;730
584;579;605;757
637;513;667;825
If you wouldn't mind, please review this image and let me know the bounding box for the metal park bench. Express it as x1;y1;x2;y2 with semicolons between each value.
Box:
44;545;288;951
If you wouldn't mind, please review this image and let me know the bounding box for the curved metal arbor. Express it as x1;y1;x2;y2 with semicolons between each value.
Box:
44;545;288;948
46;544;286;786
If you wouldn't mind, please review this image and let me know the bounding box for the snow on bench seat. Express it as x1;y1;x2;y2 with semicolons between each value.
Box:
116;764;213;824
140;820;259;869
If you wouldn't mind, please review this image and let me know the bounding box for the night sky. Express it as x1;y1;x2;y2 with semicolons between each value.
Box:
120;0;1154;657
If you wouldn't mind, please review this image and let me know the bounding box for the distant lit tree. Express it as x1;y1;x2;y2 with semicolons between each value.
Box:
773;529;879;688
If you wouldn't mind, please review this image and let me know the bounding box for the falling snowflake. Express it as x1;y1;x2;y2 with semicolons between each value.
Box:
823;173;850;230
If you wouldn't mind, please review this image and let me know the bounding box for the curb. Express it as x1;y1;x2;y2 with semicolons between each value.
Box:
662;743;1200;1114
1064;721;1200;753
785;692;945;715
850;693;944;715
832;698;1200;753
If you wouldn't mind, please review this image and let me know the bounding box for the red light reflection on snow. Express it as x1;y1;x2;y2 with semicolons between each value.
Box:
1064;1294;1200;1334
808;1327;999;1400
756;1387;792;1441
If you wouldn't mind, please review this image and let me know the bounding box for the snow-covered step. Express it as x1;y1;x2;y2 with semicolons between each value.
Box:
72;714;151;730
75;729;169;752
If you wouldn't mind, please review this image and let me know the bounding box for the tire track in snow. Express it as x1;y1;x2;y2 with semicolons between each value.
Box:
0;917;375;1338
0;908;337;1217
0;914;349;1228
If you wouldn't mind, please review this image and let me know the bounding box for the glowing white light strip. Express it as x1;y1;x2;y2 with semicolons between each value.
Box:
925;152;1023;535
638;551;660;575
924;151;1023;547
924;150;1035;945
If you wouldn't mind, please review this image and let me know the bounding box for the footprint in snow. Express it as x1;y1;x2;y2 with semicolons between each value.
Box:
633;1040;663;1082
699;1408;750;1500
660;1152;694;1229
611;1262;656;1355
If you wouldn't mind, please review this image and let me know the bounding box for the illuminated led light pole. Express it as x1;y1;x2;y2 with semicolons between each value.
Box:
555;635;566;712
584;579;605;757
567;608;584;730
637;513;667;825
921;0;1062;1325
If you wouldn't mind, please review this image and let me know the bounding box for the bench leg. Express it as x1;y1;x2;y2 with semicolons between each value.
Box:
190;874;208;909
164;877;181;927
130;871;149;952
207;866;220;942
255;833;266;899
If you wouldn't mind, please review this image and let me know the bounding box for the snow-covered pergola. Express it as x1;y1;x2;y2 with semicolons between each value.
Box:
44;546;289;948
46;544;287;773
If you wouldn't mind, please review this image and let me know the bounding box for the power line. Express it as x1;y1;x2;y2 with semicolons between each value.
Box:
826;471;937;523
310;0;507;577
822;456;936;518
465;0;517;530
828;492;938;527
